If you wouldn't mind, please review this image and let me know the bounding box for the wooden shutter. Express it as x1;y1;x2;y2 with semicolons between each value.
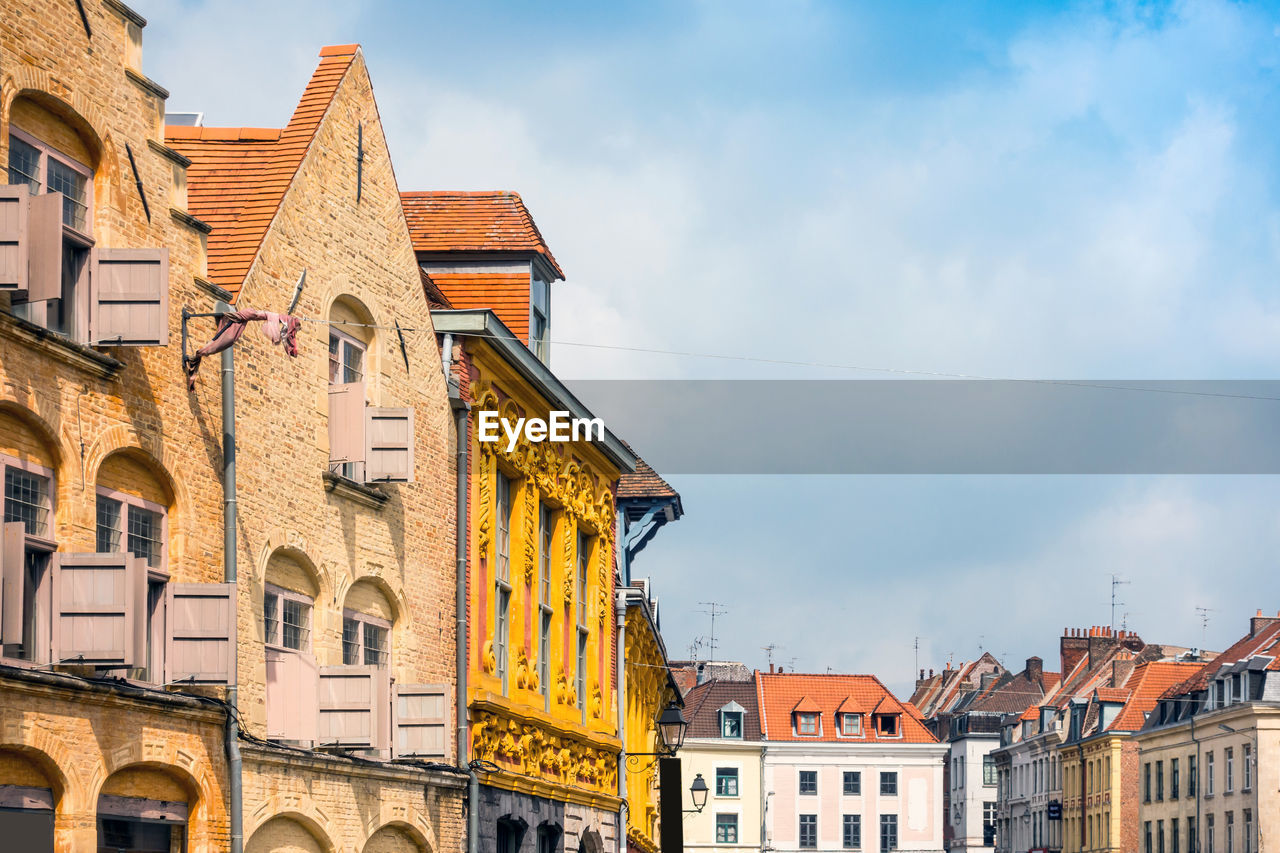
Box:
0;186;27;290
165;583;234;684
27;192;62;304
319;664;390;750
364;407;414;483
328;381;365;473
393;683;449;759
51;553;146;666
90;248;170;346
1;522;24;646
266;648;319;743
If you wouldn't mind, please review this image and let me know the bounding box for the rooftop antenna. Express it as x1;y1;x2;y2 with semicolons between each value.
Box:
914;636;921;678
1121;611;1132;632
687;636;705;662
698;601;727;661
1111;574;1130;631
1196;606;1215;649
978;634;986;652
762;644;778;670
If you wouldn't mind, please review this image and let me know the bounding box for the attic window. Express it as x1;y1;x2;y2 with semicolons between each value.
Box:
795;712;818;736
875;714;900;737
721;709;743;739
840;713;862;736
530;276;549;362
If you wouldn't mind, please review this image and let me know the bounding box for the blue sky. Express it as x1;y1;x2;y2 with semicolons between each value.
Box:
133;0;1280;693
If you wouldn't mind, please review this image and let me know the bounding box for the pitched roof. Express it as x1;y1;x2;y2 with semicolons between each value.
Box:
425;272;535;344
617;448;681;502
1107;661;1202;732
167;45;359;297
401;191;564;278
684;678;763;740
1163;617;1280;697
757;673;939;744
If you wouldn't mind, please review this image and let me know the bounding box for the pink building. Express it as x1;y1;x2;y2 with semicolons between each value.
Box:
760;671;948;853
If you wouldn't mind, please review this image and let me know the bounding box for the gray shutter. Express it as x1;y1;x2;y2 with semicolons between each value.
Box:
266;648;319;743
393;682;449;759
165;583;234;684
51;553;146;666
0;186;28;290
27;192;62;304
328;381;366;474
364;407;414;483
1;522;24;645
319;664;390;750
90;247;170;346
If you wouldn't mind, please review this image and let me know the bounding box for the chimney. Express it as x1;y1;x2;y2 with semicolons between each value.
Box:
1250;608;1279;638
930;668;935;678
1025;656;1043;684
1061;628;1089;675
920;669;926;680
696;662;707;685
779;667;785;674
770;662;776;674
1088;626;1120;668
1111;658;1135;688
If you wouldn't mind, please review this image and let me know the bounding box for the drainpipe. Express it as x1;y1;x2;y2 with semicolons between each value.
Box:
616;588;627;853
220;308;243;853
1076;743;1085;853
443;336;476;853
1191;714;1200;853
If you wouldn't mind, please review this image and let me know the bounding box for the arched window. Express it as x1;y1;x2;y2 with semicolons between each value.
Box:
0;411;55;664
341;580;392;667
96;766;193;853
264;550;320;744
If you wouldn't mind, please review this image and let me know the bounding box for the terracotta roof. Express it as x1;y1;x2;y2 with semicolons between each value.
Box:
1107;661;1202;731
167;45;359;297
421;269;452;309
425;272;534;344
401;191;564;278
793;696;821;713
684;678;763;740
617;448;680;502
757;673;939;744
1093;687;1129;703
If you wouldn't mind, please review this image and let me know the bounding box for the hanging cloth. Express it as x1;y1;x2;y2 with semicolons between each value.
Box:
184;309;302;391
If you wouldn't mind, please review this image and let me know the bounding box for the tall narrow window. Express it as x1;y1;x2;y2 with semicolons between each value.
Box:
576;530;588;625
844;815;862;849
1172;758;1180;799
1157;760;1165;801
1207;815;1215;853
2;458;54;663
1242;744;1251;791
494;473;512;690
575;630;586;716
327;327;367;479
1206;752;1215;796
263;586;311;651
880;815;897;853
1224;748;1233;794
530;276;550;362
800;815;817;849
1225;813;1234;853
538;503;552;700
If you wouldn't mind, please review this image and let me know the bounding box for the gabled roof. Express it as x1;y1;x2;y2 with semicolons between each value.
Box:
617;451;681;503
1093;687;1129;704
401;191;564;278
684;678;763;740
757;673;938;744
167;45;360;297
1106;661;1202;732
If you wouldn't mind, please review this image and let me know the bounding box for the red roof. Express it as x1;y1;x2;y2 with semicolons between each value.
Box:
757;673;939;744
401;191;564;278
428;272;535;343
1108;661;1203;731
1163;617;1280;697
617;448;680;502
167;46;359;297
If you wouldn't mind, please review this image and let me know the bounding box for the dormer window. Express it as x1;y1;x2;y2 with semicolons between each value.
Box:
796;712;818;736
530;276;549;361
840;713;862;736
874;714;900;737
720;707;743;739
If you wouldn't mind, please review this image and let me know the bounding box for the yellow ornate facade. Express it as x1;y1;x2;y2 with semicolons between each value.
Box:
623;596;679;853
462;343;625;810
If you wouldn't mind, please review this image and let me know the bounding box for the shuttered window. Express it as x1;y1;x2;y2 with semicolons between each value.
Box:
328;381;365;480
393;683;448;759
0;185;28;290
265;646;319;743
51;552;147;666
90;248;170;346
364;407;414;483
319;664;390;751
165;583;234;684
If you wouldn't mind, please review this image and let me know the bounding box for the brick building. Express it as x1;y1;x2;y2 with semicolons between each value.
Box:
0;1;232;850
166;43;466;853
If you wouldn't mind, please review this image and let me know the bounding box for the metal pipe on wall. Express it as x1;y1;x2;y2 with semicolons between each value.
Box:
220;323;243;853
616;588;627;853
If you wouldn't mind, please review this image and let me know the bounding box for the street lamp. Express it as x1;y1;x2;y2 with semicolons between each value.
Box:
657;701;689;754
688;773;709;813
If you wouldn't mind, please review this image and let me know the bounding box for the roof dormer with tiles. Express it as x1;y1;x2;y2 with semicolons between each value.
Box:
402;190;561;364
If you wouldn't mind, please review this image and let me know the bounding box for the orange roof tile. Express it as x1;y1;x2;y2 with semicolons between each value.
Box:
617;447;680;502
426;272;535;343
758;673;938;744
1108;661;1202;731
166;46;360;297
1093;687;1129;703
1164;619;1280;697
401;191;564;278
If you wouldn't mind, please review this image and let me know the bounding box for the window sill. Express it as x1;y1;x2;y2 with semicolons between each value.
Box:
0;310;123;379
322;471;388;509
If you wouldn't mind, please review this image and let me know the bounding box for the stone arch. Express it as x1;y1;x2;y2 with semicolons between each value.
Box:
246;805;339;853
2;75;108;167
85;424;195;560
361;818;433;853
92;756;219;853
256;527;332;603
0;400;65;469
579;826;605;853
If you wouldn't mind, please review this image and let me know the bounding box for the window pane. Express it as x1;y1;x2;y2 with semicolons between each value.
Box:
127;504;163;567
722;711;742;738
496;475;511;582
47;158;88;231
539;504;552;606
577;532;588;624
96;496;122;552
4;467;50;538
363;621;387;666
7;136;41;193
263;593;279;645
343;339;363;383
328;334;341;383
282;598;309;650
716;767;739;796
342;617;360;665
716;814;738;844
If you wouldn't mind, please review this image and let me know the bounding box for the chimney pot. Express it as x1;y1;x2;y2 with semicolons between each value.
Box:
770;663;775;673
930;668;935;677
